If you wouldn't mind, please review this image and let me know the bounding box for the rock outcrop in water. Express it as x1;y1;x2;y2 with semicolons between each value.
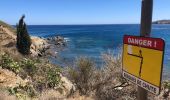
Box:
46;36;66;47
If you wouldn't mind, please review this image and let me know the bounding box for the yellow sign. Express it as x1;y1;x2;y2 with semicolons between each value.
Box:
122;35;165;95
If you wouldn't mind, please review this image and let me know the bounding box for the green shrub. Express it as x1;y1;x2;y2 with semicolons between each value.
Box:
47;67;61;88
1;53;13;68
163;80;170;89
95;52;131;100
21;58;36;78
1;54;21;74
0;53;62;98
67;53;133;99
68;57;96;95
32;63;49;92
8;83;37;98
32;62;50;92
9;62;20;74
31;62;62;92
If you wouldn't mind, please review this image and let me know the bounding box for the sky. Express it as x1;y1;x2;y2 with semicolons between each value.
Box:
0;0;170;25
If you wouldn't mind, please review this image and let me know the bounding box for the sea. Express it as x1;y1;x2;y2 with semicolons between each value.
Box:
27;24;170;79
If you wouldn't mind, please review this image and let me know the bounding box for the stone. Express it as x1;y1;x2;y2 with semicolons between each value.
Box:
59;74;76;95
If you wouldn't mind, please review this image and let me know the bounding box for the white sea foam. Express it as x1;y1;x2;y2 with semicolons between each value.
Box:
64;37;70;42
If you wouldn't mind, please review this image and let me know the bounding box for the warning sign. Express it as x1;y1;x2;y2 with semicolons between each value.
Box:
122;35;165;95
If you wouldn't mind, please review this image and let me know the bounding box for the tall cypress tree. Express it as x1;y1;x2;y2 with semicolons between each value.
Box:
17;15;31;55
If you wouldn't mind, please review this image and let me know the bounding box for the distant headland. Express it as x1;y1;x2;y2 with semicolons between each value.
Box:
153;20;170;24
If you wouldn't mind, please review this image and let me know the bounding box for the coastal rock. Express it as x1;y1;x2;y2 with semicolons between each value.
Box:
30;36;51;57
0;68;27;88
56;74;75;96
31;36;48;49
153;20;170;24
46;36;66;47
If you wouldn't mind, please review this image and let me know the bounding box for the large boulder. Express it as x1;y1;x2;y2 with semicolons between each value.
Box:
30;36;51;57
0;68;28;88
54;74;75;96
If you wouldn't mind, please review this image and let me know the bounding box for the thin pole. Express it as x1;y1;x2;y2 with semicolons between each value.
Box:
138;0;153;100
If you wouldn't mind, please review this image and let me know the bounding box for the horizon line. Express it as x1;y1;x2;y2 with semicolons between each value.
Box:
12;23;141;26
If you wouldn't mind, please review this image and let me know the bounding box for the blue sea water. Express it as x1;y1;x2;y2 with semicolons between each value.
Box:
27;24;170;79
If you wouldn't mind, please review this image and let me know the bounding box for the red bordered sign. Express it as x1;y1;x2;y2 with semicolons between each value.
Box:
122;35;165;95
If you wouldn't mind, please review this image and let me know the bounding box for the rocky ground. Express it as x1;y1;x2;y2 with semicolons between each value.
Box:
0;25;17;54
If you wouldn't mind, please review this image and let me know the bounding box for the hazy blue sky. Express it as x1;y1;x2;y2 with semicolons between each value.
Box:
0;0;170;25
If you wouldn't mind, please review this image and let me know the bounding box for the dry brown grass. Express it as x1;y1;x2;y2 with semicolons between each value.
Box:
94;52;133;100
0;89;17;100
66;52;137;100
38;89;65;100
38;89;94;100
0;47;23;63
67;57;97;95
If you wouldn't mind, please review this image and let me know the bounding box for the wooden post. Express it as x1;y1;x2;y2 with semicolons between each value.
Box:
138;0;153;100
140;0;153;37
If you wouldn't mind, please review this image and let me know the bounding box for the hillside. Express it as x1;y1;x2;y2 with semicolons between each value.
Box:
0;21;18;55
0;21;77;100
0;20;49;57
0;20;16;33
153;20;170;24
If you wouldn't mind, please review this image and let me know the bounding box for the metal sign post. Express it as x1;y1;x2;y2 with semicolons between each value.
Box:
138;0;153;100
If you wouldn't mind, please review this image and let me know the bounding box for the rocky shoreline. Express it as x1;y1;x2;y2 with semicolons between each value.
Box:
46;35;66;46
30;35;67;57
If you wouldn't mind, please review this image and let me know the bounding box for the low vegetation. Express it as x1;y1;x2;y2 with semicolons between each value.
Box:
0;49;136;99
66;52;137;100
0;52;61;99
68;57;96;95
1;54;21;74
0;50;170;99
66;52;170;100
